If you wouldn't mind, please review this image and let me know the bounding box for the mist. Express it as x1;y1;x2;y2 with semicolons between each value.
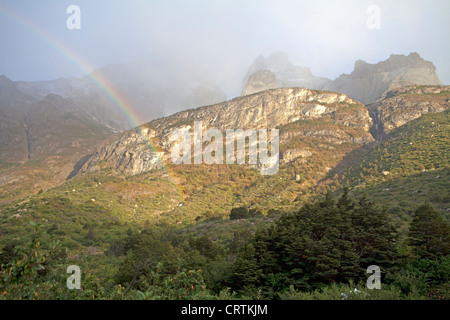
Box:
0;0;449;99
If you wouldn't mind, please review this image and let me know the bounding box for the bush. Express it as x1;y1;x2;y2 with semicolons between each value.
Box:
278;282;425;300
230;207;249;220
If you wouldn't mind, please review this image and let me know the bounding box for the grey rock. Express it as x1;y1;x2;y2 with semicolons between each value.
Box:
325;52;442;104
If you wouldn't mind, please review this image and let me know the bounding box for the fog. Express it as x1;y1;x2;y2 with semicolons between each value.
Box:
0;0;449;99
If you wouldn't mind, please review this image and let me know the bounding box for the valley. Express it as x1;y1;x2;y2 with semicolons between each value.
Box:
0;53;449;301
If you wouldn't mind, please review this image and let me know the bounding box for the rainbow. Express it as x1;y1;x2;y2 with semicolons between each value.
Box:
0;4;183;200
0;4;144;127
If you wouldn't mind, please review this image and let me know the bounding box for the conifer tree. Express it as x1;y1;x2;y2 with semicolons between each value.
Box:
409;203;450;259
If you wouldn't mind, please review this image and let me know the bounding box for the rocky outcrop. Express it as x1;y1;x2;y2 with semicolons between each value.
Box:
242;70;278;96
152;87;370;132
280;149;312;165
79;127;164;176
78;87;375;177
242;52;331;95
325;52;442;104
368;85;450;141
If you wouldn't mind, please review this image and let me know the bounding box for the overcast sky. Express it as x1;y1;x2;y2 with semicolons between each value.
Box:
0;0;449;97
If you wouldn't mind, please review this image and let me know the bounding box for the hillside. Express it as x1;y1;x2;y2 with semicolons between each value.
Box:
0;76;115;204
65;87;375;218
368;85;450;141
0;84;449;301
4;85;446;223
335;109;449;220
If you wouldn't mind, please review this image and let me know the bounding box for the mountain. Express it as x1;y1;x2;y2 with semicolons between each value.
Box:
68;85;450;221
324;52;442;104
1;61;449;301
0;76;114;204
77;87;374;179
15;57;227;131
368;85;450;141
0;75;34;162
241;52;331;96
0;57;228;203
242;52;443;106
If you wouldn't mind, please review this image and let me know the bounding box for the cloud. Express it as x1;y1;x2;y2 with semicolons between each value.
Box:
0;0;448;88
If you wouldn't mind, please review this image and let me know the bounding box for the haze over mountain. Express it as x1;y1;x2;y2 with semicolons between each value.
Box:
242;52;443;104
1;51;443;139
1;1;449;302
242;52;331;96
14;57;227;131
0;51;447;206
324;52;443;104
0;57;227;203
0;75;114;203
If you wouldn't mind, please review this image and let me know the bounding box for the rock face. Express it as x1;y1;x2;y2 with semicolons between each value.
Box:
325;52;442;104
368;85;450;141
79;87;375;177
241;52;442;102
151;87;372;136
79;127;164;176
242;52;331;95
242;70;278;96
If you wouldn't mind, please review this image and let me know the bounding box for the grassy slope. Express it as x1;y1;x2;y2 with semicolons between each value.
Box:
333;109;449;226
0;109;448;261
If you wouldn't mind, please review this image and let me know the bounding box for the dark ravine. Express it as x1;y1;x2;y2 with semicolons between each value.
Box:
368;108;384;143
23;122;31;160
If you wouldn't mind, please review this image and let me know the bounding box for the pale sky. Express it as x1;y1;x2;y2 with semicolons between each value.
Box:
0;0;449;97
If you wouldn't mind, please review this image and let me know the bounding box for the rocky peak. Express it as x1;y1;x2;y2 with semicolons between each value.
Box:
241;70;278;96
325;53;442;104
0;75;34;109
375;52;436;71
242;52;330;96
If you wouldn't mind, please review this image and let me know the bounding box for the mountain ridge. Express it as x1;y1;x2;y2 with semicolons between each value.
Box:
76;87;374;178
324;52;442;104
242;52;443;104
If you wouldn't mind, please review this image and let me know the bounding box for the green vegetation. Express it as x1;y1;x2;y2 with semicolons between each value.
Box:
1;191;448;300
342;110;449;183
0;107;448;300
327;110;449;224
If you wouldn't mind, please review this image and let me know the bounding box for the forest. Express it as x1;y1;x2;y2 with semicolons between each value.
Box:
1;189;449;300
